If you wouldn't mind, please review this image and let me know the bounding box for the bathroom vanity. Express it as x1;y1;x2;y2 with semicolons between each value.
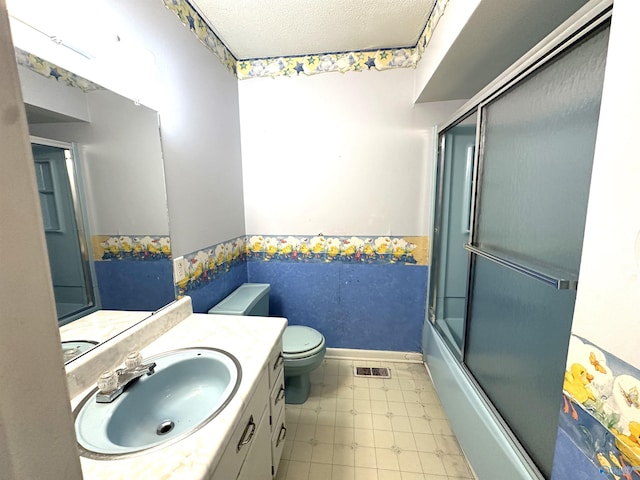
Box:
65;297;287;479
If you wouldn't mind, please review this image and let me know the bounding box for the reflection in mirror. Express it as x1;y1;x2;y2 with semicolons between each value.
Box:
31;139;96;323
16;50;176;361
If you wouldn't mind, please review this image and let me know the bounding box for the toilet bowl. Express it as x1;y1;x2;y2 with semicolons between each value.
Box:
208;283;325;404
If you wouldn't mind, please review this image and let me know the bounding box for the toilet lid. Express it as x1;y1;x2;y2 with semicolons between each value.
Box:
283;326;324;355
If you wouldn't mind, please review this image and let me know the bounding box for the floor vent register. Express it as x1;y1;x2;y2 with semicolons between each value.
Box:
353;366;391;378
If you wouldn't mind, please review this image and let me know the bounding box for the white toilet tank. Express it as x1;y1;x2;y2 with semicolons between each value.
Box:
208;283;271;316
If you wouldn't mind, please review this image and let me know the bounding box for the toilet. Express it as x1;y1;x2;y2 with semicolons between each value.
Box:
208;283;325;404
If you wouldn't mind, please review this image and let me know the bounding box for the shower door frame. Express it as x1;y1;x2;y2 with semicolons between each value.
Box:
430;0;613;360
31;135;99;325
425;0;613;478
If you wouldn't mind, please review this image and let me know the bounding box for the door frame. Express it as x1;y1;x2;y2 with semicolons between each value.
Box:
30;135;99;324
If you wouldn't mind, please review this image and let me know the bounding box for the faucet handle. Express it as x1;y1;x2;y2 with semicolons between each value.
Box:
124;351;143;369
97;370;118;394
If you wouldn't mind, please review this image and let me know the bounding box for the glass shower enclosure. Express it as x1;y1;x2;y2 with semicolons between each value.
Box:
428;112;477;360
427;13;610;478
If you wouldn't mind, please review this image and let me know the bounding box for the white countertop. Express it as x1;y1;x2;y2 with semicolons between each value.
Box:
71;312;287;479
59;310;152;345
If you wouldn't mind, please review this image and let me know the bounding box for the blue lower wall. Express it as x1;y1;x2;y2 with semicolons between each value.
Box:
247;261;428;352
187;263;248;313
95;260;174;311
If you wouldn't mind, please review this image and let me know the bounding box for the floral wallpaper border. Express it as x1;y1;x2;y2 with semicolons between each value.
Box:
237;0;449;80
164;0;449;79
174;236;246;296
162;0;238;75
245;235;424;264
92;235;171;261
176;234;428;295
559;334;640;477
15;47;102;92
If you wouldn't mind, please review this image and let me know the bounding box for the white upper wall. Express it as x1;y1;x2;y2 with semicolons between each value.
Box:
104;0;245;256
239;68;463;237
571;0;640;366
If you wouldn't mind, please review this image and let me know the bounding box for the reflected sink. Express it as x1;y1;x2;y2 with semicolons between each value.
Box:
62;340;99;362
74;347;241;458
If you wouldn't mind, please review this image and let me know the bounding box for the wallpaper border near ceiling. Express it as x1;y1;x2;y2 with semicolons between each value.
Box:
163;0;449;79
14;47;103;92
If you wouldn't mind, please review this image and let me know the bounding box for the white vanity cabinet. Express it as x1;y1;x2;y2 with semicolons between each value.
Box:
210;372;271;480
267;342;287;478
210;334;286;480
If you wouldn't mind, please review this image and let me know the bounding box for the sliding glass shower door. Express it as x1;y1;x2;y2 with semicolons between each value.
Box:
465;23;609;477
429;113;477;360
429;16;610;478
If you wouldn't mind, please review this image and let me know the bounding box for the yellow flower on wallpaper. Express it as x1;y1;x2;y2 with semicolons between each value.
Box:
119;236;133;253
363;243;375;256
375;237;390;254
264;237;278;256
311;236;326;254
146;238;160;255
160;238;171;256
250;236;264;253
176;276;189;290
392;238;415;258
191;262;203;279
326;238;341;258
343;244;356;256
215;244;226;266
108;240;120;255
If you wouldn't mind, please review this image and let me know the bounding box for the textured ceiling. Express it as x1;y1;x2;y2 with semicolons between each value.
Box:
188;0;437;59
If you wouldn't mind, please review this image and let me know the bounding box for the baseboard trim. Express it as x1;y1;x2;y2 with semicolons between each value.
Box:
325;348;423;364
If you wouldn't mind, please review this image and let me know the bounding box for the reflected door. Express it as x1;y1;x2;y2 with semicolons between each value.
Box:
32;142;96;323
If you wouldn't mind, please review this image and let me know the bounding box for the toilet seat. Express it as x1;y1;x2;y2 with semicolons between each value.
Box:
283;326;325;359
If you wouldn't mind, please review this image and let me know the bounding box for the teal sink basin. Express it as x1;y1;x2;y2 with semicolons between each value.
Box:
62;340;98;362
74;347;241;458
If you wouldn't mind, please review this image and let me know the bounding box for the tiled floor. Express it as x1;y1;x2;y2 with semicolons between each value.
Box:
276;357;475;480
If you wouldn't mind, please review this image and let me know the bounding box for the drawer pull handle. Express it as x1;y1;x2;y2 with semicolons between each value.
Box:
275;385;286;405
236;415;256;452
273;353;284;370
276;424;287;448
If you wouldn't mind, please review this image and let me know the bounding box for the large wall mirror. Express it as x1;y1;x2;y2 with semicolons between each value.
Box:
16;50;176;362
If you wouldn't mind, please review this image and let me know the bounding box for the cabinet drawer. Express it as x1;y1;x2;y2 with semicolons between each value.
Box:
270;368;285;426
211;373;269;480
271;406;287;477
267;340;284;390
236;405;271;480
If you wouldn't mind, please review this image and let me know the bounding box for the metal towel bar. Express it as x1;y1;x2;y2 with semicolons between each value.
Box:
464;244;578;290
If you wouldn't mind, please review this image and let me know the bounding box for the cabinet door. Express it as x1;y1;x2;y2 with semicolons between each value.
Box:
271;406;287;477
237;406;272;480
210;374;269;479
270;369;285;427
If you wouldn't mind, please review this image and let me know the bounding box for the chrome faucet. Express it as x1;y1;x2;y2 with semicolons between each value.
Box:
96;351;156;403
